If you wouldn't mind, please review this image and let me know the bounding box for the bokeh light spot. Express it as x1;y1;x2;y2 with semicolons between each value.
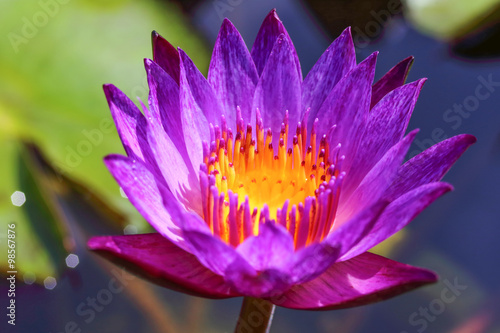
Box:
11;191;26;207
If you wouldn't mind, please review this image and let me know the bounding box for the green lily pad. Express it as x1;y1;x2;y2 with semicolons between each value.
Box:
404;0;500;40
0;0;209;280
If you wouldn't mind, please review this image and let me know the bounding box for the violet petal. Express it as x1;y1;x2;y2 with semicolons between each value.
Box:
371;56;414;108
88;233;237;298
303;27;356;124
338;129;418;220
208;18;259;130
251;9;301;79
252;34;301;148
386;134;477;201
237;222;294;271
151;31;180;84
342;182;453;261
344;79;426;198
269;252;437;310
291;200;388;284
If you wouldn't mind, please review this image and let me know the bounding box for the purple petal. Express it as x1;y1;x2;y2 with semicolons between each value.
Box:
316;52;377;139
145;117;202;215
339;129;418;221
303;27;356;123
145;58;189;163
317;53;377;165
179;49;222;171
103;84;148;162
104;154;202;249
103;84;167;187
342;182;453;261
371;56;414;108
252;34;301;147
291;200;388;284
237;222;294;271
225;261;293;298
152;31;180;84
88;233;237;298
181;229;249;276
183;226;294;298
270;252;437;310
208;19;259;130
144;59;202;214
344;79;426;198
251;9;301;79
385;134;477;201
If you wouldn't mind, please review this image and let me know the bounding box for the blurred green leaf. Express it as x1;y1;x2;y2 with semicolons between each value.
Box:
0;140;58;279
1;140;130;282
0;0;209;280
404;0;500;40
17;141;70;275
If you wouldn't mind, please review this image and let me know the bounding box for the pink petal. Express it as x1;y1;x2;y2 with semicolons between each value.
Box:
252;34;302;147
225;260;293;298
317;52;377;138
386;134;477;201
103;84;148;162
251;9;301;79
151;31;180;84
145;115;202;215
182;225;294;298
317;53;377;166
270;252;437;310
104;154;203;249
144;59;202;214
291;200;388;284
339;129;418;221
371;56;414;108
208;19;259;130
145;58;189;163
179;49;222;172
88;233;237;299
303;27;356;124
343;79;426;198
236;222;294;271
181;228;250;277
342;182;453;261
103;84;166;186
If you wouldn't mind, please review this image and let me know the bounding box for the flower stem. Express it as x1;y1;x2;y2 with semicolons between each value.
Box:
234;297;275;333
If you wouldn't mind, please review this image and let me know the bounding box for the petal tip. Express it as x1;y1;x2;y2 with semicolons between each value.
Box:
464;134;478;145
268;8;280;21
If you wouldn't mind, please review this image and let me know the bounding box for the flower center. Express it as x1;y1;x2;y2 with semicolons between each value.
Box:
199;109;344;249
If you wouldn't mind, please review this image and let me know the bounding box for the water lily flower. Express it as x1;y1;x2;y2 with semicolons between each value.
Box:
88;9;475;328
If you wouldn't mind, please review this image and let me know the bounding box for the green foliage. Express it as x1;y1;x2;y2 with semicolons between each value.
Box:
404;0;500;39
0;0;209;281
